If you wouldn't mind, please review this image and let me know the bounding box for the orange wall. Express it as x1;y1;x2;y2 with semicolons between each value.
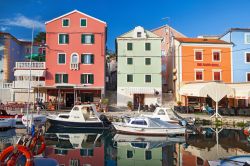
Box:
181;45;231;83
45;12;106;87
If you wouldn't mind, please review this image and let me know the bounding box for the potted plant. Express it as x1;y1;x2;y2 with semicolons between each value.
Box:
127;101;133;111
177;101;182;106
101;98;109;112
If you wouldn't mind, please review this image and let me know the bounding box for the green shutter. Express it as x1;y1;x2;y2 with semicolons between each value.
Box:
81;54;84;63
88;74;94;84
81;19;86;26
145;58;151;65
81;34;86;44
145;75;151;83
127;43;132;50
59;34;63;44
59;54;65;64
127;74;133;82
145;43;151;51
80;74;84;83
63;19;69;26
55;74;59;83
91;34;95;44
65;34;69;44
63;74;68;83
90;55;94;64
127;58;133;65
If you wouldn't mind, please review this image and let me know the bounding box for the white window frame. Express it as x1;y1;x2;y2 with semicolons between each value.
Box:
57;53;66;65
194;69;204;81
80;18;87;27
212;50;221;62
145;74;152;83
58;33;69;45
81;73;94;85
55;73;67;84
246;72;250;82
244;33;250;44
194;49;203;61
62;18;70;27
81;53;94;65
245;52;250;64
70;52;79;64
212;69;222;81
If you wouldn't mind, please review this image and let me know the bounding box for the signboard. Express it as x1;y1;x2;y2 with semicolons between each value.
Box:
197;63;220;67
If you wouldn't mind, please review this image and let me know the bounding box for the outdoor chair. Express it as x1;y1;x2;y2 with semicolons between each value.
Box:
229;108;236;116
188;106;195;113
222;108;230;116
238;109;245;116
205;106;214;115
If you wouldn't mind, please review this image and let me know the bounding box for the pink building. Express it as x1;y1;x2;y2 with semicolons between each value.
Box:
45;10;106;107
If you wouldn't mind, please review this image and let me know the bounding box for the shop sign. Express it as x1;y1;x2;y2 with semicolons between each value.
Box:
197;63;219;67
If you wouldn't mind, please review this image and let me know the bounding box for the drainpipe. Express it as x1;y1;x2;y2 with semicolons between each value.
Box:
175;42;181;101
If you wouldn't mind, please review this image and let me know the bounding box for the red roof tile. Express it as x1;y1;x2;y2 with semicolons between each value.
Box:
175;37;230;44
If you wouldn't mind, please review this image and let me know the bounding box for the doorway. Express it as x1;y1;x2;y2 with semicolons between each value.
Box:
66;93;74;107
133;94;144;109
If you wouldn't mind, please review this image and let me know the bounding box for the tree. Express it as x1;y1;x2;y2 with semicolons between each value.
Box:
34;32;46;43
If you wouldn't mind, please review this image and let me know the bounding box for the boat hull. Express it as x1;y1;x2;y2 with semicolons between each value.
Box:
47;117;110;129
22;114;47;127
113;123;186;136
0;118;16;129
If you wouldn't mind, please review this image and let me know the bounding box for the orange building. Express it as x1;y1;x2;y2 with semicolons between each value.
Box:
173;38;232;106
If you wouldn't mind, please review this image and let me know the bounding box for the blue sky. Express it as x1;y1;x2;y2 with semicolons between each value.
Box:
1;0;250;50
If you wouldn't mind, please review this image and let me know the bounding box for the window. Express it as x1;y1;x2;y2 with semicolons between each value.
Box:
213;51;221;61
247;73;250;82
145;75;151;83
127;150;133;158
245;33;250;44
55;74;68;83
137;32;142;37
194;50;203;61
213;71;221;81
127;58;133;65
80;149;94;156
195;70;203;81
127;74;133;82
81;34;94;44
158;109;166;115
58;53;66;64
245;52;250;63
59;34;69;44
131;120;147;125
145;43;151;51
127;43;133;51
145;58;151;65
62;18;69;27
81;54;94;64
71;53;78;63
81;74;94;84
145;150;152;160
80;18;87;27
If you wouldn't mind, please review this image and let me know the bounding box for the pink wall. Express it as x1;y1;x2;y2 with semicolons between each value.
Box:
45;11;106;87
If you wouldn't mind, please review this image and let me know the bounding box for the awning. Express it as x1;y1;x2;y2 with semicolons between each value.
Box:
125;87;156;94
14;70;45;77
179;83;208;97
228;84;250;99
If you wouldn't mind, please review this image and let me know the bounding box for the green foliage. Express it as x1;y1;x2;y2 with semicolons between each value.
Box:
127;101;133;108
176;101;182;106
34;32;46;43
101;98;109;105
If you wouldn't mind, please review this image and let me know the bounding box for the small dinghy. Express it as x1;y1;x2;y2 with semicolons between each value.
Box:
0;118;16;129
113;116;186;136
209;155;250;166
0;109;23;123
47;104;111;129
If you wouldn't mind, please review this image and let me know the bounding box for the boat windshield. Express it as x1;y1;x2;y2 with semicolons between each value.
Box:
73;107;79;111
158;109;166;115
131;120;147;126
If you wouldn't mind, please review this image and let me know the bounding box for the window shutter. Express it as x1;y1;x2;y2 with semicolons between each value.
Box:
90;55;94;64
59;34;63;44
145;43;151;50
81;19;86;26
81;34;86;44
80;74;84;83
63;74;68;83
81;54;84;63
89;74;94;84
91;34;95;44
127;43;132;50
65;35;69;44
55;74;59;83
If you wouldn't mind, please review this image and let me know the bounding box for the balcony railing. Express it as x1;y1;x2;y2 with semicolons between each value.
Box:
70;63;79;70
13;81;45;89
15;62;46;69
1;83;13;89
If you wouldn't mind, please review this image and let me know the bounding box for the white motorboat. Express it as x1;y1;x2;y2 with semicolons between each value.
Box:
208;155;250;166
46;104;111;129
142;107;195;126
21;114;47;127
0;118;16;129
113;116;186;136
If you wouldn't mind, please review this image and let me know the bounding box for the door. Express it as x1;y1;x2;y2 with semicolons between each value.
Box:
81;93;94;103
133;94;144;109
66;93;74;107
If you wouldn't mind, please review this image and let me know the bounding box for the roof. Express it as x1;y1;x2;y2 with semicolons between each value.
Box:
117;26;161;39
175;37;231;44
151;25;186;37
220;28;250;38
0;32;40;46
45;9;106;25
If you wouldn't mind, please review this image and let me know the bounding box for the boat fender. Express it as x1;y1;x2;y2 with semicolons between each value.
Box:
30;136;46;155
179;120;187;126
244;129;250;136
0;145;33;166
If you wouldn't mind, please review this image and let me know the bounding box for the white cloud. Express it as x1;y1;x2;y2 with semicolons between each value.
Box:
0;26;8;31
0;14;45;30
0;46;4;51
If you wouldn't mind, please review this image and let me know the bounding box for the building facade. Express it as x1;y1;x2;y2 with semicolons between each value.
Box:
45;10;106;108
151;25;186;92
220;28;250;83
173;38;232;105
116;26;162;108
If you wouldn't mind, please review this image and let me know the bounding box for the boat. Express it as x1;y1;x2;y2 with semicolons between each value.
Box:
141;107;195;126
0;118;16;129
208;155;250;166
21;114;47;127
0;109;23;123
46;104;111;129
113;116;186;136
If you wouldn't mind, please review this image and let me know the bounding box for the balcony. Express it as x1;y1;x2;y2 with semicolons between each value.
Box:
15;62;46;70
1;83;13;89
70;63;79;70
13;81;45;89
